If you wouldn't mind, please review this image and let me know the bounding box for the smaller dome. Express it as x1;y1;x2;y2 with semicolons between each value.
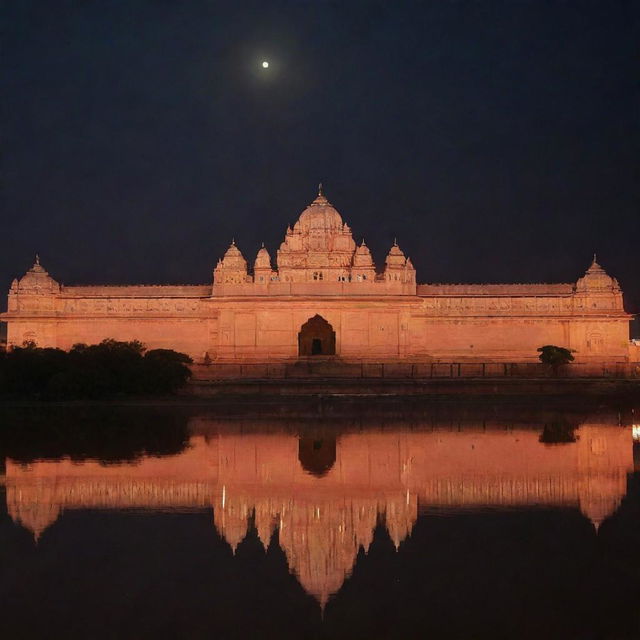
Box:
221;241;247;269
385;241;407;268
223;240;242;258
353;241;374;268
576;255;619;292
17;256;60;294
254;245;272;270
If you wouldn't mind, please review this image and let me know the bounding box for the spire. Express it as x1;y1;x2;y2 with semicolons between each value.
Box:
27;253;48;275
586;253;606;274
254;244;272;271
311;183;330;206
588;253;602;270
576;254;618;292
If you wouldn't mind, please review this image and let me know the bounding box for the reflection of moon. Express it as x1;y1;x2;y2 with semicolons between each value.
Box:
262;61;269;68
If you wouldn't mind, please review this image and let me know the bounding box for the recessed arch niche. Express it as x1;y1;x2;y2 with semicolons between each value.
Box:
298;315;336;356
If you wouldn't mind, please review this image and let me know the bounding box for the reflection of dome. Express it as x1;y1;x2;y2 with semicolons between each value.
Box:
278;498;378;610
285;520;358;610
213;497;250;552
580;495;620;532
7;487;61;542
295;187;345;231
386;495;418;549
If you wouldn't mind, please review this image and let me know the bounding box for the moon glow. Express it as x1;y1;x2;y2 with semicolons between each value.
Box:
262;61;269;68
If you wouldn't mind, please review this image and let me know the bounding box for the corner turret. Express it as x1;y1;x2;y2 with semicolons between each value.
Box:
575;255;621;293
383;241;416;287
573;255;624;316
213;240;248;285
7;255;60;316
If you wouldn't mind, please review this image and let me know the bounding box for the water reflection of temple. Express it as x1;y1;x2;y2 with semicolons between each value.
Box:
1;417;635;607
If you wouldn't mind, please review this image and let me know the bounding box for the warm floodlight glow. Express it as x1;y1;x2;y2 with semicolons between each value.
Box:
633;425;640;441
262;61;269;68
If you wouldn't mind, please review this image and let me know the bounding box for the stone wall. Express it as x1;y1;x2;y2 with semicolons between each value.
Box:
3;292;632;363
1;232;633;363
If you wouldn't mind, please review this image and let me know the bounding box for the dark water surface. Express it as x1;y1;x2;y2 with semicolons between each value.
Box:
0;400;638;640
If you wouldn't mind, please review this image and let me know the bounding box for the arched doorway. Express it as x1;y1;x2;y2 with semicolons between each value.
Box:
298;315;336;356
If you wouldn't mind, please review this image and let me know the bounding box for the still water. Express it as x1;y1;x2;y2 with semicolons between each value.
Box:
0;401;638;639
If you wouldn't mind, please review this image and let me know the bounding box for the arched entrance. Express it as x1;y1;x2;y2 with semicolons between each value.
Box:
298;315;336;356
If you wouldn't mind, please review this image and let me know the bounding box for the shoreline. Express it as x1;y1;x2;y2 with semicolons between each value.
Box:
0;376;637;409
185;376;640;399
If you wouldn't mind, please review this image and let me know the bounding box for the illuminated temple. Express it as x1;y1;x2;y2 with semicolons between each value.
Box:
2;187;636;363
2;417;636;607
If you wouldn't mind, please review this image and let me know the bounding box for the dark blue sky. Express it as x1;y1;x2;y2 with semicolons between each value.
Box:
3;1;639;312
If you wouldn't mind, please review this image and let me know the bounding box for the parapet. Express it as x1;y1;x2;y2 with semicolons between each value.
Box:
61;284;212;298
417;283;574;296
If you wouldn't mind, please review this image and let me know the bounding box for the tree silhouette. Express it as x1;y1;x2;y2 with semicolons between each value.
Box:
0;339;192;399
537;345;575;375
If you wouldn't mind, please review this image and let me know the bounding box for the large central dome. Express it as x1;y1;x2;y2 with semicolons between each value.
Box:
276;186;356;282
295;188;344;231
212;186;415;288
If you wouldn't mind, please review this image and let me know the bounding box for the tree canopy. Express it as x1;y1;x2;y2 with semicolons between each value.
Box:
537;345;575;368
0;339;193;399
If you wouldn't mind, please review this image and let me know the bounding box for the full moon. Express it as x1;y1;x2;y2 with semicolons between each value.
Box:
261;61;269;68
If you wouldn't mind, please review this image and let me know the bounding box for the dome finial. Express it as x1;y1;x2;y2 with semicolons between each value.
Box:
310;182;330;206
35;253;40;265
586;252;606;274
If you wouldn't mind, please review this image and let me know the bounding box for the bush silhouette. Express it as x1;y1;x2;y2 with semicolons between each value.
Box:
142;349;194;394
537;345;575;373
0;339;192;399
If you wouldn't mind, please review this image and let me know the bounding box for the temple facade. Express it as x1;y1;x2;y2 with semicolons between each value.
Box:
1;187;635;363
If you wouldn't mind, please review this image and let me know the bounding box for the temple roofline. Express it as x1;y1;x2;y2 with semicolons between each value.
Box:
417;283;575;295
60;284;212;297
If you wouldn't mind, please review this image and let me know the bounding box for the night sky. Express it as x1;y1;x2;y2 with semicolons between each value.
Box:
3;1;639;315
